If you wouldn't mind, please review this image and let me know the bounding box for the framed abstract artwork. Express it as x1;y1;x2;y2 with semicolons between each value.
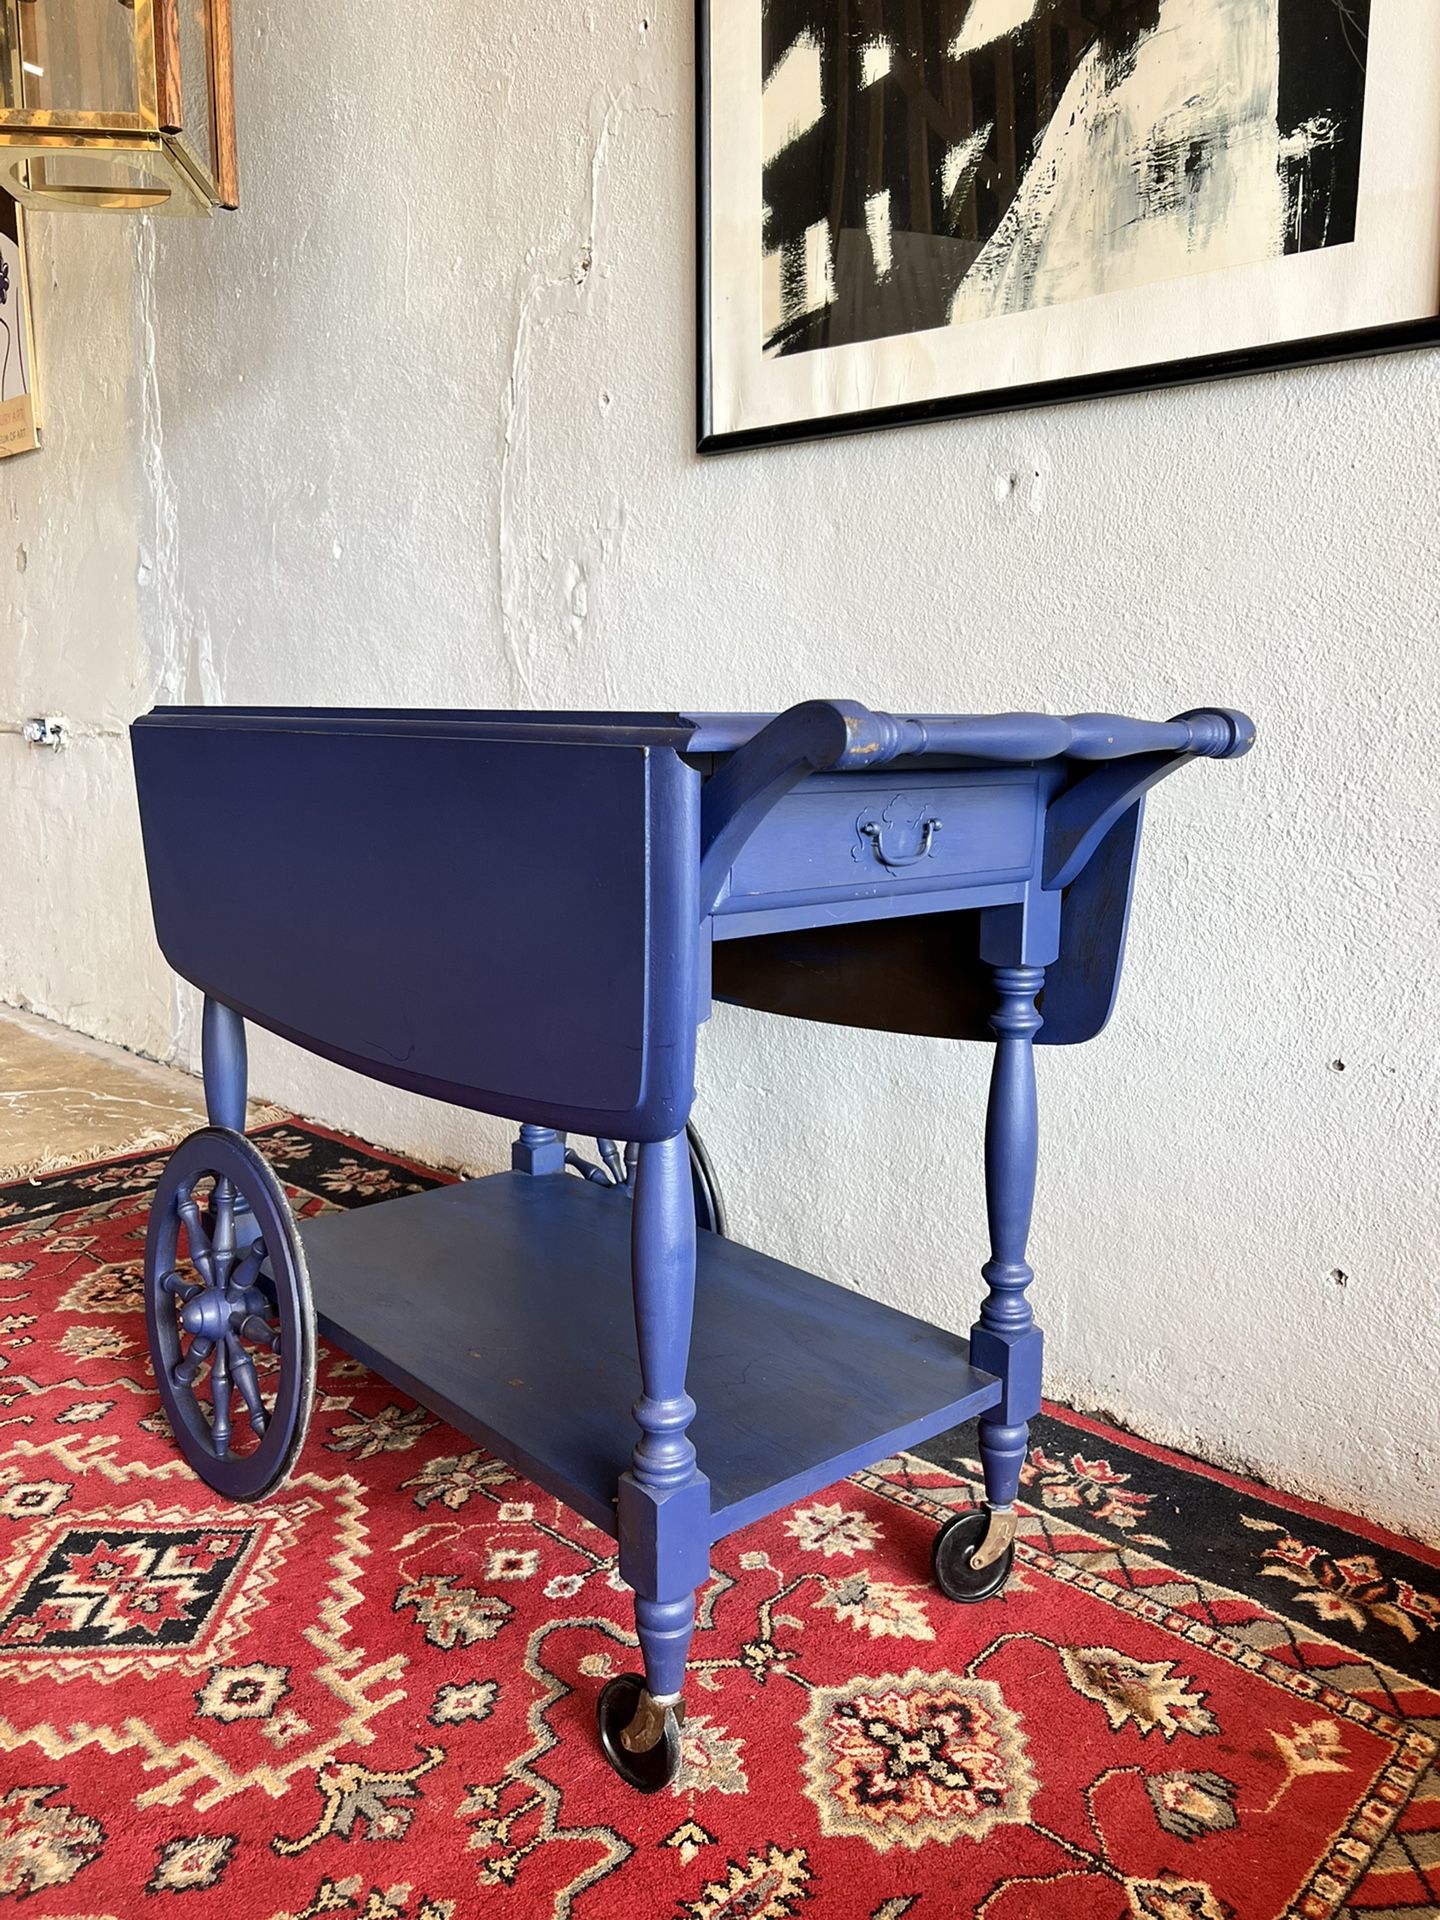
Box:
698;1;1440;451
0;192;39;460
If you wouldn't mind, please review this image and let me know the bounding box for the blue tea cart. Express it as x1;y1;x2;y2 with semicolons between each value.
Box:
130;699;1253;1792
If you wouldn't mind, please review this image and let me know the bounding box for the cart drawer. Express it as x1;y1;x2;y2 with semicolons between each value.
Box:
717;770;1039;915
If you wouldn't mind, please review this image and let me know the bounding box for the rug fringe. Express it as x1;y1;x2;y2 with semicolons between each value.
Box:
0;1103;291;1184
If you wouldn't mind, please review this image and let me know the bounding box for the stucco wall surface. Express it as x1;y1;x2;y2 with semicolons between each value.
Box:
2;7;1437;1535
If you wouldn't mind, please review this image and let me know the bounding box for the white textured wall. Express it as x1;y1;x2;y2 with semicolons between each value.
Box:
2;6;1437;1536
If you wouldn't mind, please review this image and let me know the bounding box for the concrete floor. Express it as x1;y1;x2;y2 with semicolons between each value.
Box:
0;1004;286;1179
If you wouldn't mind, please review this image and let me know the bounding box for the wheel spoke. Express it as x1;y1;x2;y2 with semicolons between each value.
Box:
161;1270;201;1303
229;1244;266;1295
210;1337;232;1457
237;1312;280;1353
175;1183;218;1286
226;1333;269;1438
210;1177;237;1288
173;1333;214;1387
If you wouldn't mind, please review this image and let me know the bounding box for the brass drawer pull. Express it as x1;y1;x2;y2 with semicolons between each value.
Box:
858;815;941;869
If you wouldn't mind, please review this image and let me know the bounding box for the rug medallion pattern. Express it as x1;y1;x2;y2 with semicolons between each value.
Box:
0;1125;1435;1917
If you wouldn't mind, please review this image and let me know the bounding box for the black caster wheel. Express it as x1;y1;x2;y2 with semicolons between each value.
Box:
596;1674;683;1793
143;1127;316;1503
932;1510;1015;1603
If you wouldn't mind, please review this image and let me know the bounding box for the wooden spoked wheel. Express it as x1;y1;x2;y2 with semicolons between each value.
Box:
684;1124;726;1237
143;1127;315;1502
568;1124;727;1237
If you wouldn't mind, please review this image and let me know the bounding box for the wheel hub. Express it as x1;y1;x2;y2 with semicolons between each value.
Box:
178;1282;268;1340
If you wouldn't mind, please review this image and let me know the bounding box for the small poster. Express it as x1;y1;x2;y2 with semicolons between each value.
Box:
0;192;39;460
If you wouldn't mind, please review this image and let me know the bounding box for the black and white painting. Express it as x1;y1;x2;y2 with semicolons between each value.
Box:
701;0;1440;447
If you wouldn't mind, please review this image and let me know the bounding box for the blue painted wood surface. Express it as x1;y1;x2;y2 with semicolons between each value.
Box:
617;1129;709;1701
299;1170;1002;1541
132;697;1253;1728
719;769;1039;916
132;714;699;1141
200;998;247;1132
969;965;1047;1511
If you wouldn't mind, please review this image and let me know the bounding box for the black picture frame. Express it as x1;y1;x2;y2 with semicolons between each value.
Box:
695;0;1440;455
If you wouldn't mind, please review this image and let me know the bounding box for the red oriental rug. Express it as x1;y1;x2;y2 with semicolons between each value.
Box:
0;1122;1436;1919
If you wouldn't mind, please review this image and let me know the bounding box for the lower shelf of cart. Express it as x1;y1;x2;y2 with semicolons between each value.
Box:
299;1171;1000;1542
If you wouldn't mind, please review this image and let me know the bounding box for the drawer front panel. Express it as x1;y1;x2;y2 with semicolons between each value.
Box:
721;772;1039;912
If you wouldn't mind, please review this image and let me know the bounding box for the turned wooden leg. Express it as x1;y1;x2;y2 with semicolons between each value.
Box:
201;998;262;1258
973;964;1044;1504
601;1129;710;1790
958;963;1045;1588
202;997;247;1131
511;1124;566;1175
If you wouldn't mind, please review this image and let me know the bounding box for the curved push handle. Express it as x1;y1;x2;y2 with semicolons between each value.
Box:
697;697;1256;916
1042;706;1256;892
859;814;941;869
688;702;1257;766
